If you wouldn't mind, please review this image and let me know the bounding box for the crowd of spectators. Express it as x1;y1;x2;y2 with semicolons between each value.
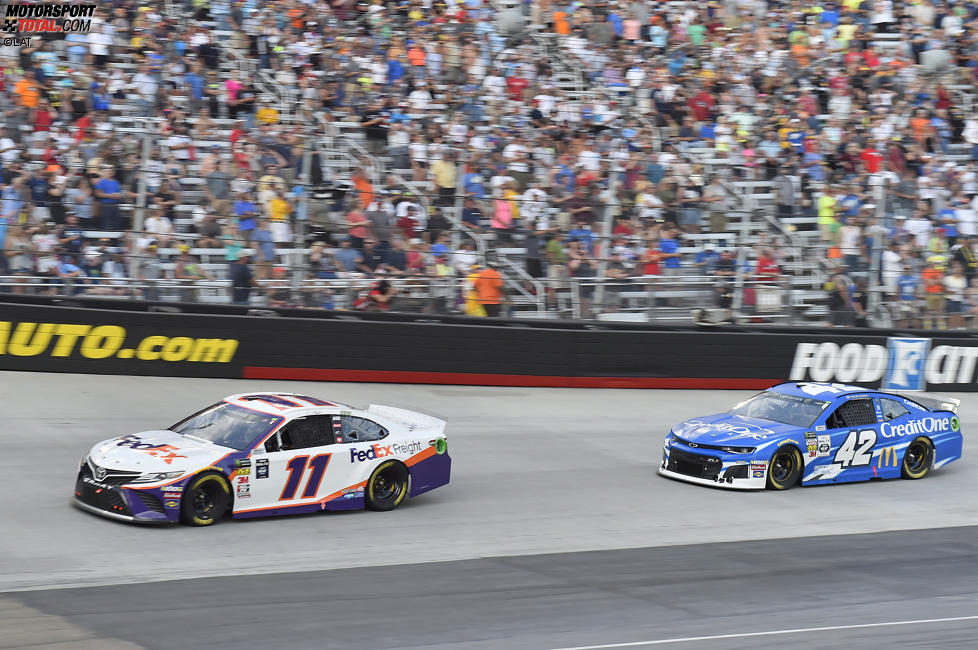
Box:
0;0;978;322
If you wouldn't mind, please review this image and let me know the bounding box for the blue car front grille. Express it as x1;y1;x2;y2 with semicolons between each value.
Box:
667;448;722;479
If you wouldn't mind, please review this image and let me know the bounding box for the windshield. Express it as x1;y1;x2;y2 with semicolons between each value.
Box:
169;402;282;451
729;392;829;428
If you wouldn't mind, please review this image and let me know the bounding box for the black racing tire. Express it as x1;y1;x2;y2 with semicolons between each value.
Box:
767;445;803;490
365;460;409;512
901;437;934;480
181;471;231;526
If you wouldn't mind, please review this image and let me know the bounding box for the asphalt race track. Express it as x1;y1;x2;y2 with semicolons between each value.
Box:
1;371;977;649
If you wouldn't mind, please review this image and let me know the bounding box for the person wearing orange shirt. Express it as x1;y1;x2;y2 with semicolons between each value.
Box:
474;262;505;317
553;10;571;35
14;70;40;110
922;260;946;330
351;167;374;209
407;45;426;73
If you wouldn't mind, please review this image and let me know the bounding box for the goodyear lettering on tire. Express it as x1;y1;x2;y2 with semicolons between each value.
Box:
0;322;237;363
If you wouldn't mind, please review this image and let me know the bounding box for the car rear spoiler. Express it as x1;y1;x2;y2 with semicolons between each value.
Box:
893;393;960;414
367;405;447;436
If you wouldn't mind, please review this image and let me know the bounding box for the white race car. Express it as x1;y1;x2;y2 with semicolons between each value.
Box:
73;392;451;525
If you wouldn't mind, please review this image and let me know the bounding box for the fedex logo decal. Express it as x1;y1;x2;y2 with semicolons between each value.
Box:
789;339;978;388
115;434;187;465
350;444;393;463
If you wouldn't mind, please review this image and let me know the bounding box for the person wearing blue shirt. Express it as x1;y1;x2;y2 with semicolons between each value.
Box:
649;23;668;49
94;169;125;231
938;207;959;241
660;227;682;271
463;172;487;198
646;156;666;185
185;68;205;112
387;56;405;84
694;247;720;274
839;187;862;218
554;163;575;193
566;222;596;254
90;82;110;112
0;216;7;275
786;127;806;153
1;179;25;220
698;122;716;146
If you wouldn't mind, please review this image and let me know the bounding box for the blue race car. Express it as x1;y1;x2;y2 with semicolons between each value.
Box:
659;382;962;490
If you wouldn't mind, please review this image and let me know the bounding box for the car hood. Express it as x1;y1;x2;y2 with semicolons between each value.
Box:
671;413;802;446
88;430;232;474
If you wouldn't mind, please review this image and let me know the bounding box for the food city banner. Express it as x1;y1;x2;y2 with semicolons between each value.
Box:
1;297;978;390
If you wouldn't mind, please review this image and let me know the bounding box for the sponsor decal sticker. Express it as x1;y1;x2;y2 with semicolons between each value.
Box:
815;425;826;431
680;419;775;440
880;417;954;438
115;434;187;465
877;446;899;467
256;458;269;479
752;470;764;478
789;338;978;389
236;467;251;476
777;438;800;446
165;500;179;508
817;435;831;457
236;475;249;484
162;491;182;499
236;483;251;498
0;322;237;363
750;461;766;472
805;432;817;440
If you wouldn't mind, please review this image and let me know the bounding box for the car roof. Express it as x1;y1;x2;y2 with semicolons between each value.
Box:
223;392;353;416
767;382;878;402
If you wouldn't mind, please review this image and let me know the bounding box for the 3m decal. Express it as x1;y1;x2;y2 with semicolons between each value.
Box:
279;454;331;500
0;322;237;363
834;430;877;468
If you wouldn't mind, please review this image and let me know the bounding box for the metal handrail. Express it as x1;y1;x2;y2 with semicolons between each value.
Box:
498;257;546;315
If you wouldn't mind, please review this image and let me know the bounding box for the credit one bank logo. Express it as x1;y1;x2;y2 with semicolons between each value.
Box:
789;338;976;389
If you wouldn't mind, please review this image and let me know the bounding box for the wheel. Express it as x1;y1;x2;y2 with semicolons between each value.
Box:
181;471;231;526
365;460;409;512
901;437;934;480
767;446;803;490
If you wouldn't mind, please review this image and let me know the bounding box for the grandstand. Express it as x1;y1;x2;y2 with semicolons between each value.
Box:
1;0;977;327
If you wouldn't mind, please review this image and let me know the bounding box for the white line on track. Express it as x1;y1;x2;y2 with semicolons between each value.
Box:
549;615;978;649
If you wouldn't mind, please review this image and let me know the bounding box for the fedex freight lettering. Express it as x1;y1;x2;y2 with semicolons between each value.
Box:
790;339;978;389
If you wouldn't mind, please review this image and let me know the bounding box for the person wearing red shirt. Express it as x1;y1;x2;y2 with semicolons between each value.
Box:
862;46;880;69
755;248;781;279
230;120;246;148
687;90;715;122
860;145;883;173
505;75;530;102
74;113;92;143
33;100;53;135
641;244;662;275
612;216;634;237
